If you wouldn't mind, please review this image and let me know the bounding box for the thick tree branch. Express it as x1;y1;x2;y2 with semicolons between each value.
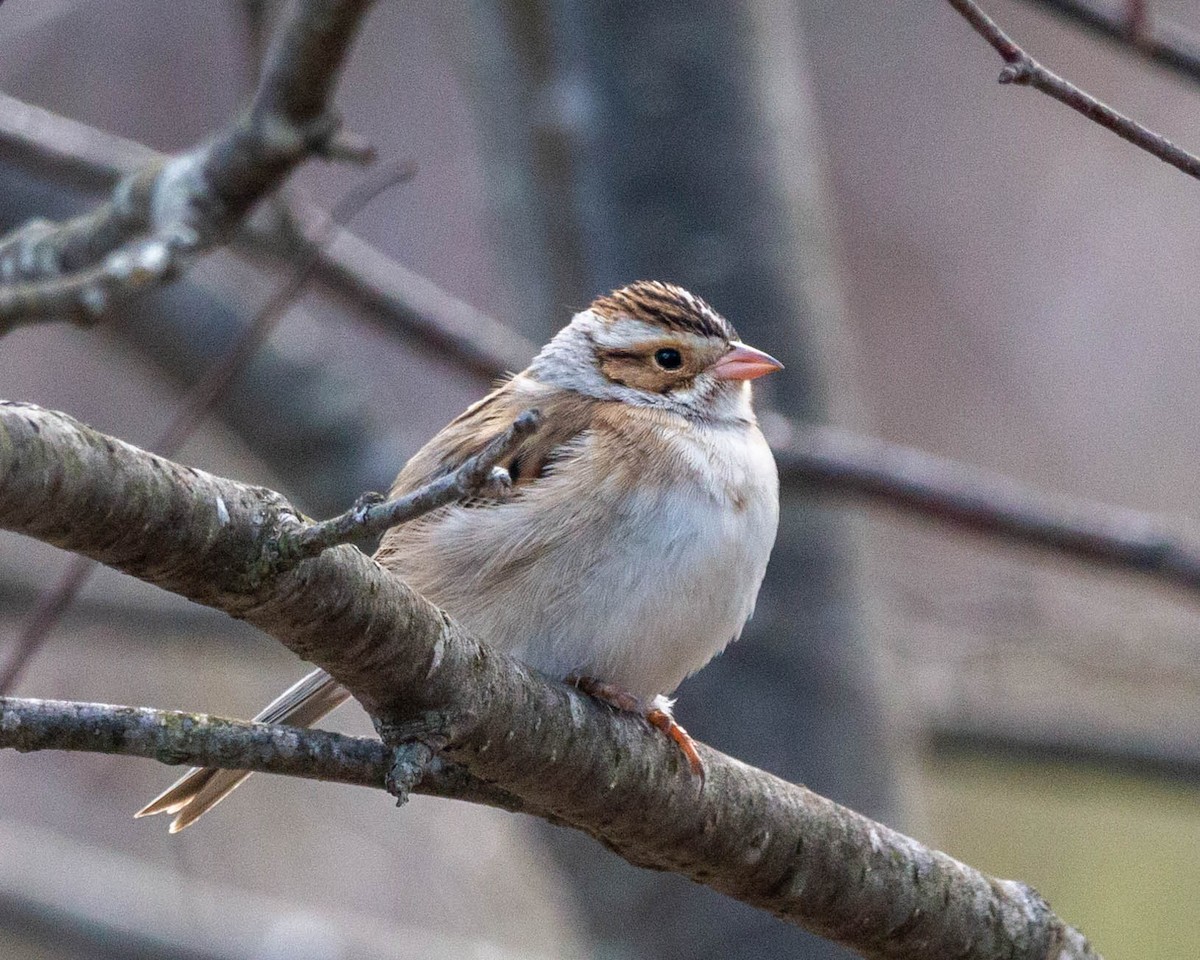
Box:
1019;0;1200;89
948;0;1200;182
0;0;375;330
0;401;1098;959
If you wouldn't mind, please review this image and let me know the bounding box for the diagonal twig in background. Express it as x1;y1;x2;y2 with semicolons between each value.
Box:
948;0;1200;182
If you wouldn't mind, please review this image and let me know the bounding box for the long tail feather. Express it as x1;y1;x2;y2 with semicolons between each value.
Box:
135;668;351;831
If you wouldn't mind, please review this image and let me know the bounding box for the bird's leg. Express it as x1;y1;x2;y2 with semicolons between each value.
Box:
645;703;705;786
566;675;705;784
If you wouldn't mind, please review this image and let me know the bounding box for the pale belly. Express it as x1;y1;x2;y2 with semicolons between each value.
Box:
393;442;779;700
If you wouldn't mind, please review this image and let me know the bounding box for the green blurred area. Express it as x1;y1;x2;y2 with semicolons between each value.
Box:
924;753;1200;960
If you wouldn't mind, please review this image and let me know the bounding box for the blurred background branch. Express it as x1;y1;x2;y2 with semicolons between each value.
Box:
770;417;1200;598
1019;0;1200;86
0;0;375;330
0;813;540;960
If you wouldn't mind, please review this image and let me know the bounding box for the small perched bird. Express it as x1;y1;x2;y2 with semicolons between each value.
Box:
138;281;782;831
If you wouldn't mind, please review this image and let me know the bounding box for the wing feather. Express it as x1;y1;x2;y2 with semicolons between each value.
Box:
385;375;597;499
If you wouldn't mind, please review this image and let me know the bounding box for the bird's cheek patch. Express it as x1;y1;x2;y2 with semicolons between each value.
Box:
599;356;677;393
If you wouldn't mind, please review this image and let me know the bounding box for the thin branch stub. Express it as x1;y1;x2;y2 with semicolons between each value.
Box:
997;61;1034;84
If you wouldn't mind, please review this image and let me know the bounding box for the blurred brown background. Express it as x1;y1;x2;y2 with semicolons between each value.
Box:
2;1;1199;958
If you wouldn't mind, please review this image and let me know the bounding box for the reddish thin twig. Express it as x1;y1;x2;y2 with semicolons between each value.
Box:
948;0;1200;182
0;161;414;693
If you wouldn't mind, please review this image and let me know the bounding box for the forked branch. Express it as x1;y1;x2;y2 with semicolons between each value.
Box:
0;401;1100;960
0;0;375;331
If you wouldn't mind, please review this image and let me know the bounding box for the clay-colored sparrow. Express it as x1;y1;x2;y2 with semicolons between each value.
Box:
138;281;781;831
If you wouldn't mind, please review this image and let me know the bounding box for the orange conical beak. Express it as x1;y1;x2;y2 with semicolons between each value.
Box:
710;342;784;381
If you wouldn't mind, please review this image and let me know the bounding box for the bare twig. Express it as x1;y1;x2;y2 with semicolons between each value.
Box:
0;160;415;693
0;403;1100;959
1125;0;1149;46
0;0;375;330
282;410;539;564
306;230;538;378
948;0;1200;182
0;556;92;693
1018;0;1200;86
0;695;540;816
1;696;388;786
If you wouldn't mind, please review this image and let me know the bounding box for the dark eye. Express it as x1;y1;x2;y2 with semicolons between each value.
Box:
654;347;683;370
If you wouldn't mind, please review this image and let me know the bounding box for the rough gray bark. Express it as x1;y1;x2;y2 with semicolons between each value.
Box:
0;401;1100;960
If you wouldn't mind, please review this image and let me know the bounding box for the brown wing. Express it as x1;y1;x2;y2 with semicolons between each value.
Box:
387;376;598;497
376;376;597;559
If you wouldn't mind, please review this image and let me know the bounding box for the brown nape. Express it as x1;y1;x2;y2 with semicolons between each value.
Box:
598;339;724;394
590;280;738;342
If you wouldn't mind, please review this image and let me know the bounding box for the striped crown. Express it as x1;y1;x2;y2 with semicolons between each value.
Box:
589;281;737;342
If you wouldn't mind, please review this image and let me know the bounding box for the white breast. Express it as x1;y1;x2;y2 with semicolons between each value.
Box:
390;420;779;701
